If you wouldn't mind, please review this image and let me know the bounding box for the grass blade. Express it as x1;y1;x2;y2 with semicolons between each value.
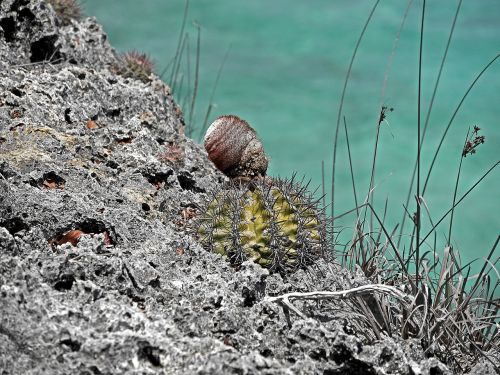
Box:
398;0;463;247
343;116;359;217
331;0;380;226
447;129;469;246
415;0;426;289
169;0;189;85
200;45;232;139
188;22;201;128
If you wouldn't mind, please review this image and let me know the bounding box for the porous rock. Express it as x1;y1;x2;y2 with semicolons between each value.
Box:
0;1;482;374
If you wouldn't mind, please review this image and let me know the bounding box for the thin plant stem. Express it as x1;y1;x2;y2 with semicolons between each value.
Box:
398;0;463;248
416;0;426;289
375;197;389;246
169;0;189;85
171;33;187;95
379;0;414;104
159;58;174;80
188;22;201;128
200;45;232;139
186;32;191;100
331;0;380;228
343;116;359;217
370;0;412;237
447;130;469;247
321;160;326;213
420;197;437;266
176;73;185;108
364;121;380;231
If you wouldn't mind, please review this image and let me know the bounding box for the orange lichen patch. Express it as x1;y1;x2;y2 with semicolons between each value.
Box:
181;207;196;221
52;229;84;247
103;231;113;245
143;171;172;190
43;178;65;190
152;181;163;190
39;172;66;190
86;120;98;129
43;180;59;189
10;109;23;119
149;179;166;190
50;229;114;248
175;206;197;227
159;142;184;164
175;247;185;256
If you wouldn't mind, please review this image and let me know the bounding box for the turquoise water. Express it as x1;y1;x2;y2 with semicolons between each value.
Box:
83;1;499;277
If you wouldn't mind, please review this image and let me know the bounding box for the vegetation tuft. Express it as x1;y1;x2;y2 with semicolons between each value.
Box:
325;1;499;372
159;0;230;139
45;0;82;25
115;51;155;83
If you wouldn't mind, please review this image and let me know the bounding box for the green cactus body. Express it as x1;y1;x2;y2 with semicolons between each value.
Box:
197;177;328;273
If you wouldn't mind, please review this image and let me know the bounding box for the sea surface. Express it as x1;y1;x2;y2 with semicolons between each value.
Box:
83;1;499;279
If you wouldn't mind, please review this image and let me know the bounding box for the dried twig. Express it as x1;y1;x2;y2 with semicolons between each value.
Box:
265;284;412;319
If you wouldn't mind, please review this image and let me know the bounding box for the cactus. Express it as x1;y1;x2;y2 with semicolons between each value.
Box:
46;0;82;25
196;176;329;274
114;51;155;83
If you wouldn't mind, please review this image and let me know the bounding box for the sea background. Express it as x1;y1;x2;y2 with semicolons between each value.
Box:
83;1;499;279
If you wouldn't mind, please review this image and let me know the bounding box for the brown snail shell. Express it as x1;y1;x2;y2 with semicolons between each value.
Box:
204;115;268;179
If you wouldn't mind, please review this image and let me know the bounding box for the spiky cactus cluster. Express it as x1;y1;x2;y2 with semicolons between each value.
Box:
46;0;82;25
197;177;329;274
119;51;154;83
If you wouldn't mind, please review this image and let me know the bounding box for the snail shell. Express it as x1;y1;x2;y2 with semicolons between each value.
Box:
204;115;268;179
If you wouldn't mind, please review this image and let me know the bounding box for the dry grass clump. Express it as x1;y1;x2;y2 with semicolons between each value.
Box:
340;223;499;372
